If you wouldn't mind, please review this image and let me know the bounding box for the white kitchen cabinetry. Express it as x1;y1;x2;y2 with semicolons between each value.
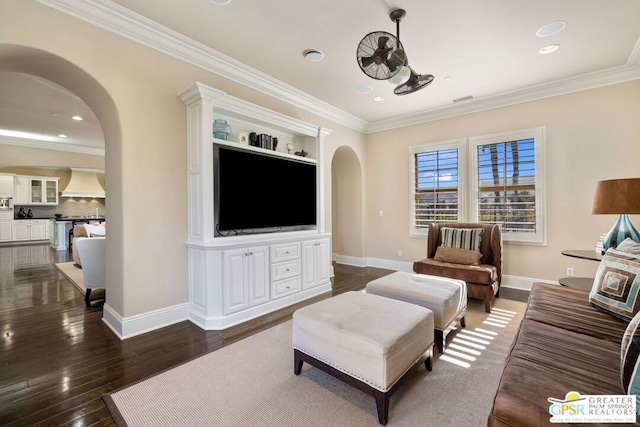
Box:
14;219;48;241
0;175;14;197
180;82;332;330
14;176;58;205
302;238;330;290
14;176;29;204
223;246;269;315
0;211;12;242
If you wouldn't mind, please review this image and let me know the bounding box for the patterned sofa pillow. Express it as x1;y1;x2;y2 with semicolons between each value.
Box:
589;248;640;322
618;238;640;255
621;310;640;414
440;227;484;252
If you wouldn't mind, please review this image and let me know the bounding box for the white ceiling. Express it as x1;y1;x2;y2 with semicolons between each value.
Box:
1;0;640;151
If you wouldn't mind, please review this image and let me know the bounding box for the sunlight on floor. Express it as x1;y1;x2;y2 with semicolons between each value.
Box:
439;307;518;369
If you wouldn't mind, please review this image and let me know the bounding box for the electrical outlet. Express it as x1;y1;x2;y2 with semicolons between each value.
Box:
397;250;403;257
566;267;574;276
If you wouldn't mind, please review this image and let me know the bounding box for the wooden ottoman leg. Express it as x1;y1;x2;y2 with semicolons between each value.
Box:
460;315;466;328
374;391;390;425
294;349;304;375
434;330;444;353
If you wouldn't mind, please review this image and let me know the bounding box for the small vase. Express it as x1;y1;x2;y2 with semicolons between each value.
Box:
213;119;232;141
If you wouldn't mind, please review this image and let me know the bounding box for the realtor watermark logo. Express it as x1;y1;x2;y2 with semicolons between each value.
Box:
548;391;637;423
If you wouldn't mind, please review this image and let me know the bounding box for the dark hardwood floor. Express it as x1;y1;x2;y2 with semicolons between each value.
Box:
0;243;528;426
0;243;395;426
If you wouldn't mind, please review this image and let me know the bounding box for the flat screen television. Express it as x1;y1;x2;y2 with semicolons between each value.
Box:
214;143;317;236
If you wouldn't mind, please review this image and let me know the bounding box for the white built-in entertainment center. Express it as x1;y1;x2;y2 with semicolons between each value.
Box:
179;82;332;330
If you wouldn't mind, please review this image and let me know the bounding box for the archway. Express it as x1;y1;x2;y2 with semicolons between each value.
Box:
331;145;365;264
0;44;124;314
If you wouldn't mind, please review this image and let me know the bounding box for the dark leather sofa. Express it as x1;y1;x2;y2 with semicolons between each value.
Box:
488;282;639;426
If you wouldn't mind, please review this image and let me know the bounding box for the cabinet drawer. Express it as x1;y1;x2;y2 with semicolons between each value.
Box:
272;277;301;300
271;260;300;281
270;243;300;263
0;211;12;220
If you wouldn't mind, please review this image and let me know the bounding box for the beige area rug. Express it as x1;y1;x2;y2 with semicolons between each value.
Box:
103;297;526;427
53;261;86;294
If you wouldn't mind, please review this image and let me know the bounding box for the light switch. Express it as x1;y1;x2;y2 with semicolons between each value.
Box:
378;210;384;217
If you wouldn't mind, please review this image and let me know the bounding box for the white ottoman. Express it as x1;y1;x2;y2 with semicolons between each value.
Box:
366;271;467;353
292;291;434;425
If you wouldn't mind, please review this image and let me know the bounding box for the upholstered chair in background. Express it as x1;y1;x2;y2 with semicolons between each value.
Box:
413;223;502;312
76;237;106;308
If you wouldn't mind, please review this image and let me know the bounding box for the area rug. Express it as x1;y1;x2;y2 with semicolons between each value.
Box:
103;297;526;427
53;261;85;294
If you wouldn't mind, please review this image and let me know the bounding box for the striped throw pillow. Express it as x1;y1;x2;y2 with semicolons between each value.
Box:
621;310;640;414
440;227;484;252
589;248;640;322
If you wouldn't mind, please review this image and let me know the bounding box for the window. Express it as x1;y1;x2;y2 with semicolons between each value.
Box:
470;127;546;244
410;140;465;236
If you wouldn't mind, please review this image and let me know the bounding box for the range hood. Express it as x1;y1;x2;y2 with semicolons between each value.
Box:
59;168;105;198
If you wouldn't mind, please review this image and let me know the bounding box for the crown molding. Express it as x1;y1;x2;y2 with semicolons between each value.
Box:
36;0;369;133
36;0;640;137
366;63;640;133
0;136;105;156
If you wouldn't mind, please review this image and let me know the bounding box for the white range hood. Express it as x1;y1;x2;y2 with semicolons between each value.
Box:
59;168;105;198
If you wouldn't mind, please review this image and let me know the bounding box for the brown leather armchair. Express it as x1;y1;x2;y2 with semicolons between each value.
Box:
413;222;502;313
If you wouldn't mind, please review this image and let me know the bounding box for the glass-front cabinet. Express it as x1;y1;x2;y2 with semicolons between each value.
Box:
27;178;58;205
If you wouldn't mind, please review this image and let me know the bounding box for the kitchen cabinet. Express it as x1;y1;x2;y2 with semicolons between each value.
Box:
14;176;29;204
14;219;48;241
0;211;12;242
0;175;13;197
14;176;59;205
301;238;330;290
223;246;269;315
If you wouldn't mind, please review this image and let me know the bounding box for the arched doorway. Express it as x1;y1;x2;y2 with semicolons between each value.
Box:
0;44;123;314
331;145;365;265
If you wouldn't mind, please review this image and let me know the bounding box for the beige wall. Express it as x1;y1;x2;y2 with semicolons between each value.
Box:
365;80;640;283
0;1;363;324
2;0;639;332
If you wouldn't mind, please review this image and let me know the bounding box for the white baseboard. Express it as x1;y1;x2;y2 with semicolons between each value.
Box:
334;255;556;292
102;302;189;340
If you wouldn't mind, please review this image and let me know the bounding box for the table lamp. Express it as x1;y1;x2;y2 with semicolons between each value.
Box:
592;178;640;253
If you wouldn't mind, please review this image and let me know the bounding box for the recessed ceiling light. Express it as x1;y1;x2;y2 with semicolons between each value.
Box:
536;21;566;37
303;49;324;62
373;96;385;102
356;86;373;94
58;134;68;138
71;115;83;121
210;0;231;5
538;44;560;55
443;76;452;81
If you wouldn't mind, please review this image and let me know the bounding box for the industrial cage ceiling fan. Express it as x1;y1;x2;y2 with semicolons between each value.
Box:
356;8;434;95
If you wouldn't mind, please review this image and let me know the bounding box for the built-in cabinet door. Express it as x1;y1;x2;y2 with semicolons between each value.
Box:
0;175;13;197
30;179;43;203
30;220;46;240
14;176;29;204
223;249;249;314
45;180;58;204
0;220;12;242
301;238;330;290
223;246;269;315
14;221;30;241
247;248;269;307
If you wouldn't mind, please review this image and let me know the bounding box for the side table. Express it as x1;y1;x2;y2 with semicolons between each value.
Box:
559;250;602;291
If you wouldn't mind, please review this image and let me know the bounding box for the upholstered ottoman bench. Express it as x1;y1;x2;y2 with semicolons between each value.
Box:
292;291;434;425
366;271;467;353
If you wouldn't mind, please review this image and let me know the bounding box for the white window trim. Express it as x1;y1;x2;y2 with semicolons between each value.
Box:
469;126;547;245
409;139;466;237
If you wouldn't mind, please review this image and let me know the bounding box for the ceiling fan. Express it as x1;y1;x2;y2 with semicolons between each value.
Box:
356;9;434;95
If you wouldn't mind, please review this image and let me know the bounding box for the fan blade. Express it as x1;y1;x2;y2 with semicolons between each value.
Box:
360;56;375;68
377;36;390;49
